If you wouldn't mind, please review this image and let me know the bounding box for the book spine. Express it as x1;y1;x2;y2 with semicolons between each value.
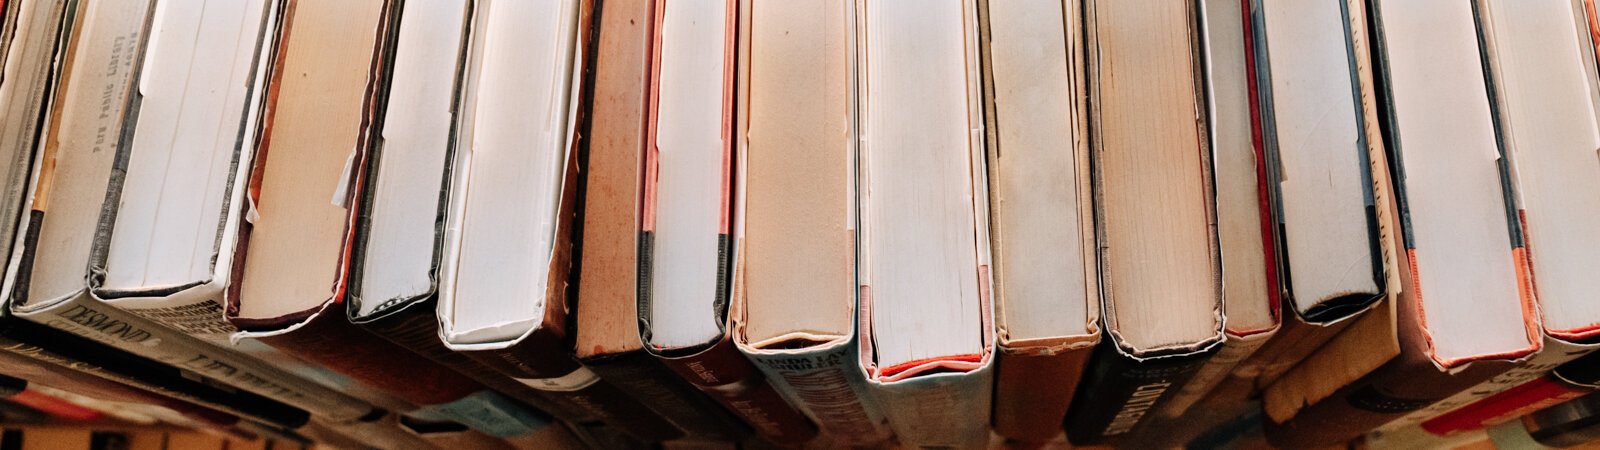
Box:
1420;373;1591;436
12;295;373;421
1235;314;1351;387
867;364;995;449
460;334;683;442
583;351;748;442
655;339;817;445
1063;342;1214;445
0;374;105;421
248;311;547;439
992;345;1093;443
1380;344;1591;432
0;318;309;428
1418;345;1600;435
743;343;890;445
1263;352;1514;447
1159;331;1272;419
0;341;243;430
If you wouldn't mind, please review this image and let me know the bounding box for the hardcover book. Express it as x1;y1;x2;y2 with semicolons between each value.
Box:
1062;0;1225;445
975;0;1100;444
729;0;890;446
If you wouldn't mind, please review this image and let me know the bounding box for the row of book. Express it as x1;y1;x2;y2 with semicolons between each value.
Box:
1;0;1599;448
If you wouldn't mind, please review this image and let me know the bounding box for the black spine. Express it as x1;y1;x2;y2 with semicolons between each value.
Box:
1064;341;1214;445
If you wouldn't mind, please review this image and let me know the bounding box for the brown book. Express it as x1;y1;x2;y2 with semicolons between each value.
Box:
975;0;1098;444
339;1;655;445
1141;0;1283;431
572;0;748;442
1261;0;1541;445
224;0;550;443
1063;0;1224;445
636;0;817;445
729;0;891;446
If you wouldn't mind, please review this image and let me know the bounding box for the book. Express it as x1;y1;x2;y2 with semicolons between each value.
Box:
1225;0;1392;392
1148;0;1281;426
1424;352;1600;436
1062;0;1225;445
344;4;649;449
571;0;749;442
222;0;558;443
729;0;890;446
0;0;69;255
1258;0;1389;362
0;342;244;434
7;0;422;431
87;0;277;336
1262;0;1543;445
1254;0;1405;432
1375;0;1600;432
854;0;995;448
974;0;1099;444
637;0;818;445
428;0;680;442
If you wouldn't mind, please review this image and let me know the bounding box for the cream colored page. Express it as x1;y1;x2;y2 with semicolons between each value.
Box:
1377;0;1528;361
743;0;854;344
987;0;1089;341
1262;0;1378;310
448;0;578;343
1094;0;1218;350
103;0;266;290
648;0;731;349
1206;0;1272;330
863;0;982;368
356;0;469;315
235;0;384;320
27;0;148;303
1485;0;1600;333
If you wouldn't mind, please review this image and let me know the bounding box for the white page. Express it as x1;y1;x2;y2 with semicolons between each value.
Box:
25;0;152;304
862;0;983;368
0;0;66;258
646;0;732;349
987;0;1089;341
1376;0;1530;362
1483;0;1600;335
102;0;267;291
444;0;578;344
356;0;470;315
1261;0;1379;311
